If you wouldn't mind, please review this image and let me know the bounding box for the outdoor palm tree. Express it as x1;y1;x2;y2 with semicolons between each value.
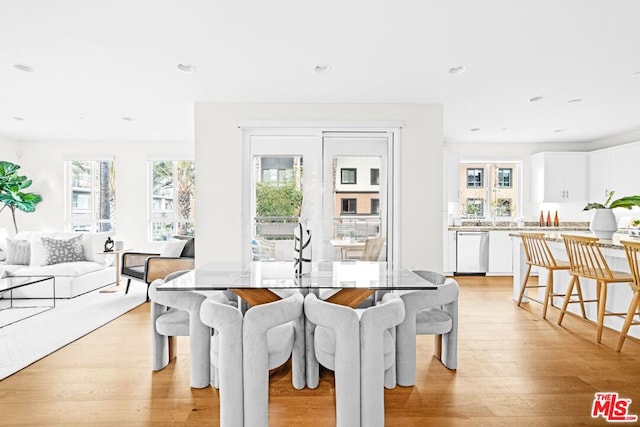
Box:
152;161;195;238
0;161;43;233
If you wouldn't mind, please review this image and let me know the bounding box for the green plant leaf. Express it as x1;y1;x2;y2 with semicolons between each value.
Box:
609;195;640;209
583;202;607;210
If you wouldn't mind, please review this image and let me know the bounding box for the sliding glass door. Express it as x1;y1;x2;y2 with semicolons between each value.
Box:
243;128;396;264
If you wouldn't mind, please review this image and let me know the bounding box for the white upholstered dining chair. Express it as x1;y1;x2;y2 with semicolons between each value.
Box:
396;270;459;387
199;292;305;427
148;275;212;389
304;292;405;427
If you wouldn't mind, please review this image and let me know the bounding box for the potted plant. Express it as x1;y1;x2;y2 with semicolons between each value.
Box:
583;191;640;239
0;161;43;233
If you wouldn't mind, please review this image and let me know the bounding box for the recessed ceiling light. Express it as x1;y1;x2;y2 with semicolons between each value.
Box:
554;128;565;133
176;63;196;73
470;128;480;132
122;116;133;122
568;98;583;103
314;64;331;74
12;116;26;121
500;128;508;131
77;116;85;120
448;65;466;75
12;63;34;72
633;71;640;76
529;96;544;102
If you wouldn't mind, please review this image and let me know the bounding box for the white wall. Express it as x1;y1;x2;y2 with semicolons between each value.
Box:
195;103;444;271
0;136;22;232
445;141;593;222
7;139;193;251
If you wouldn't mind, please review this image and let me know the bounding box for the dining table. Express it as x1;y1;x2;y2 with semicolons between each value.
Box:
156;260;438;308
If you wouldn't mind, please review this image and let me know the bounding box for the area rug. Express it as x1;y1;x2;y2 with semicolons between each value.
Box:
0;284;146;380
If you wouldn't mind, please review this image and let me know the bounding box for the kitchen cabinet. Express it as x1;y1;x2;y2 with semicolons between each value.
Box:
488;230;513;274
588;149;611;202
446;230;457;273
588;142;640;202
530;152;587;203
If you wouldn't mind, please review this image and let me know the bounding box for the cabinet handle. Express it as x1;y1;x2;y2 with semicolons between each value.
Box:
566;190;569;199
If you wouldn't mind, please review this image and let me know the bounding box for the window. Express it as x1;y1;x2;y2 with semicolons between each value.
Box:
150;160;195;241
459;162;520;219
66;160;115;232
370;168;380;185
497;168;512;187
495;198;512;217
371;198;380;214
466;168;483;188
341;168;357;184
466;198;484;217
341;198;357;214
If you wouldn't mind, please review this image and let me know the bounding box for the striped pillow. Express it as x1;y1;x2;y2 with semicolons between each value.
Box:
6;238;31;265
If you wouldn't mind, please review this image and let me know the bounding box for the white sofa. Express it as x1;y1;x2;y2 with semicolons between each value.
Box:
0;230;116;298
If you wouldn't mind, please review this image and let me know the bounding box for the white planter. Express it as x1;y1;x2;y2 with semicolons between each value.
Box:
589;208;618;240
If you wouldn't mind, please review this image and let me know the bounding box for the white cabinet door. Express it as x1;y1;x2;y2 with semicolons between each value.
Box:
531;152;587;203
610;143;640;199
588;149;611;202
445;230;457;273
488;231;513;274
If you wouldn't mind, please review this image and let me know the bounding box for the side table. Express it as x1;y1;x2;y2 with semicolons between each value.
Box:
98;249;132;293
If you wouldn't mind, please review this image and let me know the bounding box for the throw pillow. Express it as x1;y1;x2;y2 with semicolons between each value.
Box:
5;238;31;265
41;235;86;265
160;238;187;257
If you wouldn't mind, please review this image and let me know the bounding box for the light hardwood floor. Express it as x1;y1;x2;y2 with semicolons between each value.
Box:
1;276;639;426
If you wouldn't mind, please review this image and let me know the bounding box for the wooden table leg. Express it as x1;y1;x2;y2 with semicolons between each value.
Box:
325;289;375;308
232;288;282;306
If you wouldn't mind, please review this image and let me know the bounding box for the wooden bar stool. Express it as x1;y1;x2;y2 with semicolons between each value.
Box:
517;233;573;319
618;240;640;351
559;234;633;345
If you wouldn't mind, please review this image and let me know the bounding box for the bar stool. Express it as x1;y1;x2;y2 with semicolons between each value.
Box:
558;234;634;345
618;240;640;351
517;233;574;319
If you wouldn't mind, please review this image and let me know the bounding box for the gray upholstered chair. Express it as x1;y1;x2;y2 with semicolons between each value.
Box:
304;292;405;427
199;293;244;427
199;292;305;427
396;270;459;387
148;275;212;389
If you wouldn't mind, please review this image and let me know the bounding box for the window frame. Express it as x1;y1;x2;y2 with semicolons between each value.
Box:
341;168;357;184
466;168;484;188
148;160;195;242
341;198;357;214
65;159;116;233
370;168;380;186
497;167;513;188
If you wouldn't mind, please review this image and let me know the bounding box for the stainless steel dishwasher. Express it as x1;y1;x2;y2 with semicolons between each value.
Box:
455;231;489;275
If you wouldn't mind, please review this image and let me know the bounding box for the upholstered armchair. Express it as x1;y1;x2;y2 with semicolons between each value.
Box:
121;235;195;300
304;292;405;427
148;276;211;389
396;270;459;387
199;292;305;427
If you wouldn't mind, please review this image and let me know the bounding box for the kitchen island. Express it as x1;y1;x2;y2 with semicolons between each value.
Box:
510;230;640;339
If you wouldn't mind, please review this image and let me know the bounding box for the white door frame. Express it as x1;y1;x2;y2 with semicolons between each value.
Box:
241;124;401;266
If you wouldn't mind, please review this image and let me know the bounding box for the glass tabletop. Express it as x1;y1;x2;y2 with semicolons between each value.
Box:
157;261;438;291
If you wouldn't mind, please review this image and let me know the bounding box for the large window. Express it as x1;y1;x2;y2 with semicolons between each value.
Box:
459;162;520;219
67;160;115;232
150;160;195;241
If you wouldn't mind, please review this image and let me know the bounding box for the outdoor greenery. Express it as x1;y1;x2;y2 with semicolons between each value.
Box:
0;161;43;233
255;181;302;218
152;160;195;240
583;190;640;210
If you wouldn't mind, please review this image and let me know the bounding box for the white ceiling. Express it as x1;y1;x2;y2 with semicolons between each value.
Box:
2;0;640;144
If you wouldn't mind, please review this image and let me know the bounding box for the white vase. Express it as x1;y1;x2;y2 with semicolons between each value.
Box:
589;208;618;240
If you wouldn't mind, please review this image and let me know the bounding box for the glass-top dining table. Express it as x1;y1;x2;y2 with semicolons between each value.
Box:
157;260;438;307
